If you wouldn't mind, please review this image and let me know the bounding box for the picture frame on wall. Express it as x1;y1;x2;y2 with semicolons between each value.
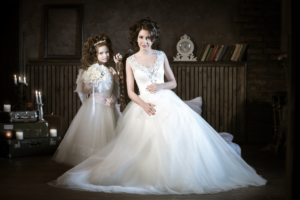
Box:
44;4;83;60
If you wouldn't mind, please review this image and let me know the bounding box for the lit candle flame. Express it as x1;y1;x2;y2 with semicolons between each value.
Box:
36;91;38;95
39;92;41;95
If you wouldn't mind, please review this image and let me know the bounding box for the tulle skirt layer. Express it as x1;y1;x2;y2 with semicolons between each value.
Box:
50;90;266;194
52;98;118;167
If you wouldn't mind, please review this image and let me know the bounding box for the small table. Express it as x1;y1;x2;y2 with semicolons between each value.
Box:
261;91;287;154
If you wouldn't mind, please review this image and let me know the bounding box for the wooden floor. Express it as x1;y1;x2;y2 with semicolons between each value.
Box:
0;145;285;200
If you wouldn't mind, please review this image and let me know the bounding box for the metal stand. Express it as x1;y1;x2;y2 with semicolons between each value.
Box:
36;103;45;122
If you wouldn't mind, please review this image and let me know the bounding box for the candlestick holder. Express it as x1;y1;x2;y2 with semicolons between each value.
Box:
12;82;28;111
36;103;45;122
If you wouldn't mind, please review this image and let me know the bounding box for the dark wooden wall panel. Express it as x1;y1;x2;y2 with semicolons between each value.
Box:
26;60;82;134
26;61;247;142
170;62;247;142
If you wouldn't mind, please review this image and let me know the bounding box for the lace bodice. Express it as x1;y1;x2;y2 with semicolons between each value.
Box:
127;50;165;95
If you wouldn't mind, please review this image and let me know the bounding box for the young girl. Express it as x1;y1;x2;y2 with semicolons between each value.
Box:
52;33;122;167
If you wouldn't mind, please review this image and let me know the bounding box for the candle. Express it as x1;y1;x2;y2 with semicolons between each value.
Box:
3;104;11;112
36;91;39;103
5;131;12;139
39;92;42;104
14;75;17;85
19;76;22;83
16;131;23;140
24;77;26;84
50;129;57;137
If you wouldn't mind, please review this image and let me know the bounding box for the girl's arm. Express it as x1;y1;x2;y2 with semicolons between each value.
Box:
126;59;156;116
146;53;177;93
82;83;92;94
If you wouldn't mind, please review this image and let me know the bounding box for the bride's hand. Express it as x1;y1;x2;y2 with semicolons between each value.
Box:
113;53;122;64
146;83;162;93
142;103;156;116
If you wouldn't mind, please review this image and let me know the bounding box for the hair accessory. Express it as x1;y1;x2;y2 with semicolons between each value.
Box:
94;40;105;46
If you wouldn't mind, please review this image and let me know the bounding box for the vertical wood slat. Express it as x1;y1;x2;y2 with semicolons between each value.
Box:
30;66;34;105
219;67;224;132
59;67;64;116
76;66;81;111
68;66;72;125
190;67;194;99
202;67;207;120
55;66;60;116
198;67;202;101
182;68;186;100
38;66;43;106
178;67;182;99
47;66;52;114
26;66;31;103
186;67;190;100
173;66;178;94
228;67;233;134
224;67;228;132
195;67;199;98
232;67;237;136
34;66;39;106
72;66;77;119
64;67;69;133
211;67;216;129
207;67;211;125
43;66;47;114
51;66;55;114
237;65;246;141
215;67;220;132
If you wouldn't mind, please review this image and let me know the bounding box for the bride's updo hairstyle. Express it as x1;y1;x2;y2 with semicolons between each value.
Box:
81;33;114;69
129;17;160;52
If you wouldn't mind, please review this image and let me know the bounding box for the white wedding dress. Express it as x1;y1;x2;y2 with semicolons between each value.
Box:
52;65;119;167
49;50;266;194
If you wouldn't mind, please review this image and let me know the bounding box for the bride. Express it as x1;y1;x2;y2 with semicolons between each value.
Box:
49;17;266;194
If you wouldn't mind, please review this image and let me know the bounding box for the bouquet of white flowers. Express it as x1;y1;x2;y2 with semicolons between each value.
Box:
82;63;111;115
82;63;108;86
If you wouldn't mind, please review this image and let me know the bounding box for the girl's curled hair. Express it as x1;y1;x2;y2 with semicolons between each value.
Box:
81;33;114;69
129;17;160;52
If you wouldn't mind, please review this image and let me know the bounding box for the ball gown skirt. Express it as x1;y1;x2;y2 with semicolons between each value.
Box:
49;89;267;194
52;97;118;167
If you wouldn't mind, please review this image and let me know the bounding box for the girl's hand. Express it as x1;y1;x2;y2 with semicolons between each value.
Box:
146;83;162;93
113;53;123;64
142;103;156;116
105;97;112;106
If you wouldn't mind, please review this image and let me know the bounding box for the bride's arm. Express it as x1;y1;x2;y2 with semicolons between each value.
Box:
110;67;119;84
146;53;177;93
126;59;156;116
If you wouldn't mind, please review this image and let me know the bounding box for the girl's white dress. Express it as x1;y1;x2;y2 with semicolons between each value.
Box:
49;51;266;194
52;64;119;167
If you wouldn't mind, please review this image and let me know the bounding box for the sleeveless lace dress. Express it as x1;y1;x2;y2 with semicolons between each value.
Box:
49;51;266;194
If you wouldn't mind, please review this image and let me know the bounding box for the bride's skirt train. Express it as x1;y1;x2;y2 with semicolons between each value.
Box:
184;97;241;156
49;90;266;194
52;99;117;166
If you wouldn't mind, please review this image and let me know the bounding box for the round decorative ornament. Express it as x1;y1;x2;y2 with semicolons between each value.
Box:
173;34;197;61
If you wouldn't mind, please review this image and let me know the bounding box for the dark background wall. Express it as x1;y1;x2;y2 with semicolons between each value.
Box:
0;0;284;144
22;0;241;60
0;0;21;108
